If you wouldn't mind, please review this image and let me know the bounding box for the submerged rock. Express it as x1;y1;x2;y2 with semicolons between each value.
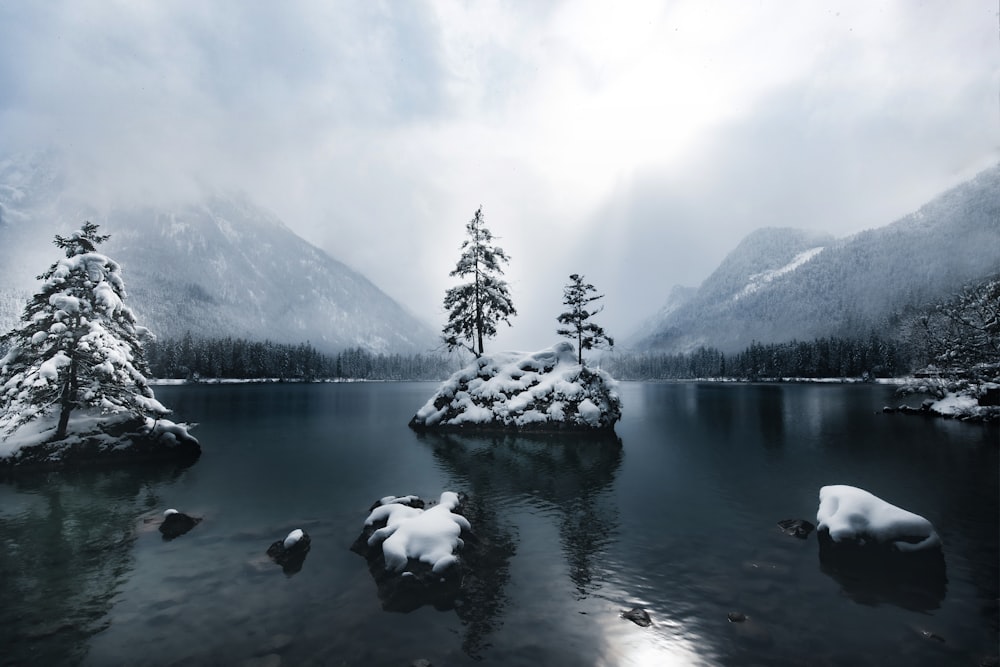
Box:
409;342;621;433
777;518;815;539
159;509;202;540
267;529;312;575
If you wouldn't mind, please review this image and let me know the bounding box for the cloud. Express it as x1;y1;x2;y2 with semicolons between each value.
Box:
0;0;996;351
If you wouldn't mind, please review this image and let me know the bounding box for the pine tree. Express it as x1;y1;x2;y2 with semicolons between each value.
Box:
0;222;169;441
442;207;516;356
557;273;614;365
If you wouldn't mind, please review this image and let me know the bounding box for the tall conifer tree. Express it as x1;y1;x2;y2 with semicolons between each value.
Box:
0;222;168;440
442;207;516;356
557;273;614;365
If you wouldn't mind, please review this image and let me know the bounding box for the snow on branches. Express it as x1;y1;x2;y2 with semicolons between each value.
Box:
0;222;169;442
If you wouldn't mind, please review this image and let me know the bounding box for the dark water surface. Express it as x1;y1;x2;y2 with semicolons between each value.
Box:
1;382;997;666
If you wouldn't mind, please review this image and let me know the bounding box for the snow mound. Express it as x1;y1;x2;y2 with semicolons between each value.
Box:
283;529;305;550
409;342;621;431
365;491;471;573
816;485;940;553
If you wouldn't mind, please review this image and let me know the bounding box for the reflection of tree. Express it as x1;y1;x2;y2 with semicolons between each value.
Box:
417;431;623;653
0;464;188;665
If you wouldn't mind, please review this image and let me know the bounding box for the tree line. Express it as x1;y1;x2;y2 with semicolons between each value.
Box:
144;334;459;381
602;335;909;381
142;332;912;382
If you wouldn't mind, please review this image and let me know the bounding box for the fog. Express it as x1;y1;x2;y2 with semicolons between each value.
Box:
1;1;996;349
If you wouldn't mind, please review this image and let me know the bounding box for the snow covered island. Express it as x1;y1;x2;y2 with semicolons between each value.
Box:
0;223;199;470
409;342;621;432
351;492;475;612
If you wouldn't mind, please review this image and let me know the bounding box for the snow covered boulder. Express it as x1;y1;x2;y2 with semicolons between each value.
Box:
409;342;621;432
816;485;941;553
351;492;477;612
816;485;947;609
267;528;312;575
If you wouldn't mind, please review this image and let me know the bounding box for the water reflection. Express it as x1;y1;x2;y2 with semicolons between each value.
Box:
0;464;190;665
417;431;624;656
818;542;948;612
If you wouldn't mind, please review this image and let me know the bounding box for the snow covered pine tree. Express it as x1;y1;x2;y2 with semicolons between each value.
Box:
557;273;614;365
0;222;198;466
442;207;517;357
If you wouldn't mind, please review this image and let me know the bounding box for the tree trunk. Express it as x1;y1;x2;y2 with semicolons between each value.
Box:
55;356;78;440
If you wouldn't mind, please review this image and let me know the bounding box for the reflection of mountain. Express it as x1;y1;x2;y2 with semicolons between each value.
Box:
0;464;188;665
418;432;623;654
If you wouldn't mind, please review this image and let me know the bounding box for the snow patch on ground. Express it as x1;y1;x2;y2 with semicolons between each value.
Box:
929;392;980;416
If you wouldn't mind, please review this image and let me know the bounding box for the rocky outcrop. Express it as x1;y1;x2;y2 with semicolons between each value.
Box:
0;416;200;472
409;343;621;433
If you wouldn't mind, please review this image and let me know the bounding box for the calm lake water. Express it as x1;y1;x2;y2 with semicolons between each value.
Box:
1;382;997;666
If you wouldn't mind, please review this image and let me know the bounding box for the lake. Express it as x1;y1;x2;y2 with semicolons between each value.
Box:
1;382;997;666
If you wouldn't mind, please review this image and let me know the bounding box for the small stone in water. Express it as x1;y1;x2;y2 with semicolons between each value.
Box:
728;611;747;623
622;607;652;627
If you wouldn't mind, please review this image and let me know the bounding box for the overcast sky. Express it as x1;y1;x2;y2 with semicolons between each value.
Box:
1;0;997;351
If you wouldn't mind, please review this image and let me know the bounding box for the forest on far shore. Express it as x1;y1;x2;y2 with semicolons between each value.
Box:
144;333;908;382
146;271;998;383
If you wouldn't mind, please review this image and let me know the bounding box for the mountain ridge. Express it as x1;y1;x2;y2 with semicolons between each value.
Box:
0;156;438;354
629;164;1000;353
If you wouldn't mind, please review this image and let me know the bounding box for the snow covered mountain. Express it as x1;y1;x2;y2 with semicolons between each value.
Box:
0;155;438;354
629;164;1000;353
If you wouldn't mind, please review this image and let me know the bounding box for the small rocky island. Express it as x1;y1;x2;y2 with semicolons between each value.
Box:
409;342;621;432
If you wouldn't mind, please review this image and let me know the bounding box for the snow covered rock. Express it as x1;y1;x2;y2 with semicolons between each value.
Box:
816;485;941;553
267;528;312;575
351;492;476;612
816;486;947;610
408;342;621;432
0;412;200;470
159;508;201;540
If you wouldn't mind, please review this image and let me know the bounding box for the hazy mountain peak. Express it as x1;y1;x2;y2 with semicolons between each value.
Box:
630;165;1000;353
0;153;438;354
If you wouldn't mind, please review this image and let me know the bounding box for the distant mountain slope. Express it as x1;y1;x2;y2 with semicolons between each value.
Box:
0;155;438;354
630;165;1000;353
